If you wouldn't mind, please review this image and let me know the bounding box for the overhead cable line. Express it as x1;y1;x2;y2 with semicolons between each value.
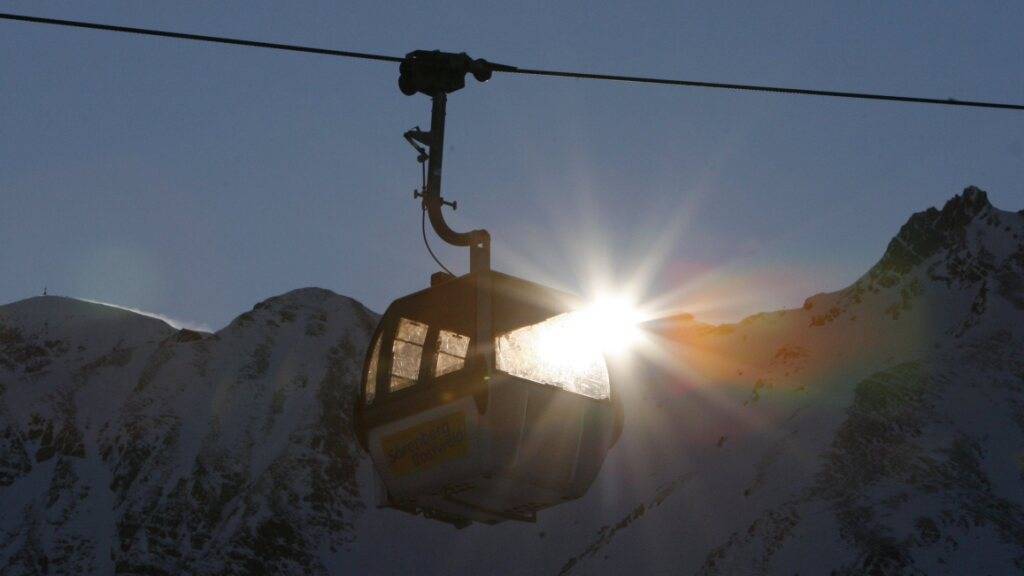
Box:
0;12;403;63
2;11;1023;111
504;67;1024;111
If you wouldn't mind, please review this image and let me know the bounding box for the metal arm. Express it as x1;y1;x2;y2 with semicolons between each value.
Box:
421;93;490;272
398;50;513;273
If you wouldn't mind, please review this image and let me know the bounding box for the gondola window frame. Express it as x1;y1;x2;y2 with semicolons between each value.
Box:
435;329;471;377
364;331;383;405
390;317;430;392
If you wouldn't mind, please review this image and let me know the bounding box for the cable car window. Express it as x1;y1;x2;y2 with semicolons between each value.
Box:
435;330;470;377
495;312;610;400
391;318;428;392
365;334;382;405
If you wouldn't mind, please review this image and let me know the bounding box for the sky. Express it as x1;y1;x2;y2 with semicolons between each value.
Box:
1;1;1022;330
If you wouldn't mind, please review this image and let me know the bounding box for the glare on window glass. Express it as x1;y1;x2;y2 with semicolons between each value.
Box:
495;312;610;399
435;330;470;377
391;318;428;392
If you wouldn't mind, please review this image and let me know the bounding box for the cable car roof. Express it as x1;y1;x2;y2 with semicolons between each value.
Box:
383;270;582;337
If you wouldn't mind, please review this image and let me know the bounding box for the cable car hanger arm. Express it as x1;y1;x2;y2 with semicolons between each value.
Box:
420;94;490;272
398;51;503;274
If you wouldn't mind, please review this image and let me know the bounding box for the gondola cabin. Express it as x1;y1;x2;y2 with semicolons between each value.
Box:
354;270;622;526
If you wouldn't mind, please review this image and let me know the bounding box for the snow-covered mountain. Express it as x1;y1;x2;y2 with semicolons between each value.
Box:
1;186;1022;575
0;290;377;574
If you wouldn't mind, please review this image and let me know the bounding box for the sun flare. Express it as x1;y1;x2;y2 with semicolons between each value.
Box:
575;294;645;356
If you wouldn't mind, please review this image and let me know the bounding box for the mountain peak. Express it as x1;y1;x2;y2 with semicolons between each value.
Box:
936;185;991;227
223;287;377;336
0;297;177;371
0;295;176;335
245;287;374;320
957;184;989;205
870;186;1006;278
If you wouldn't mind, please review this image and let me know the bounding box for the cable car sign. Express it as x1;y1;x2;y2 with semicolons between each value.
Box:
382;411;469;476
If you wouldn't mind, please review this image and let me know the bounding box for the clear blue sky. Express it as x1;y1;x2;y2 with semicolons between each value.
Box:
2;1;1022;330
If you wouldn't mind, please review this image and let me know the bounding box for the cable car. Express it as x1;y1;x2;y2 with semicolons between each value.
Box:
353;51;622;525
354;270;622;525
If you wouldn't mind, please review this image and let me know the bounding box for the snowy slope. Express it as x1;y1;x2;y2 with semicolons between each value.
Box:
0;289;377;574
1;186;1022;575
551;186;1024;575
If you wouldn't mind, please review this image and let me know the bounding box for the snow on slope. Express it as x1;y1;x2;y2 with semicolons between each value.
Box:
1;187;1022;575
554;186;1024;575
0;289;377;574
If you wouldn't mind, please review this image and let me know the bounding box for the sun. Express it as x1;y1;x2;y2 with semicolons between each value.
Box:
575;294;645;356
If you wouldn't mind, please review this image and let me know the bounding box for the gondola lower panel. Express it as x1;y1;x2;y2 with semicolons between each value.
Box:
366;373;616;523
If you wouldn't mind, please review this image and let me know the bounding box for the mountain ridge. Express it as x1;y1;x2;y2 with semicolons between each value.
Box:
1;186;1022;575
4;185;1017;340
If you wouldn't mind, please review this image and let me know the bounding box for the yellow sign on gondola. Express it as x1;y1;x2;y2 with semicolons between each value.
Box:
382;412;468;476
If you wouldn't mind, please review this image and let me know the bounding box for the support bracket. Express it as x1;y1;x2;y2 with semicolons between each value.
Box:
397;51;514;273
